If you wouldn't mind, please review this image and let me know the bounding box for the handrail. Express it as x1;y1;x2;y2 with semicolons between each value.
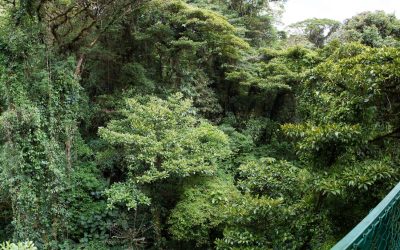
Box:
332;182;400;250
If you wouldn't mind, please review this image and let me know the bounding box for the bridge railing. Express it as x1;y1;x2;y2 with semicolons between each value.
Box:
332;182;400;250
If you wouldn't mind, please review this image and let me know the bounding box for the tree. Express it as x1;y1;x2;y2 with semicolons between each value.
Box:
330;11;400;47
168;175;239;247
99;93;231;247
0;241;36;250
216;158;332;249
0;20;83;247
282;42;400;238
288;18;341;48
188;0;286;47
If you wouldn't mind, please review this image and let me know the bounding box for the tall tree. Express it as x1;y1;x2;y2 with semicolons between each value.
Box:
331;11;400;47
288;18;341;48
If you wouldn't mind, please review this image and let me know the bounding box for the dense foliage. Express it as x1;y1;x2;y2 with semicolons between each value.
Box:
0;1;399;249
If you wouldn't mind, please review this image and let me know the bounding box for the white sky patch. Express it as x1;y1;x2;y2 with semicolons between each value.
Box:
279;0;400;27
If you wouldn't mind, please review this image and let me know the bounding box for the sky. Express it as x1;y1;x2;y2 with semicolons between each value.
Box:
279;0;400;27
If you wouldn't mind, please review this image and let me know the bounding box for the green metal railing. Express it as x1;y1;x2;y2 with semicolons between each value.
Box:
332;182;400;250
